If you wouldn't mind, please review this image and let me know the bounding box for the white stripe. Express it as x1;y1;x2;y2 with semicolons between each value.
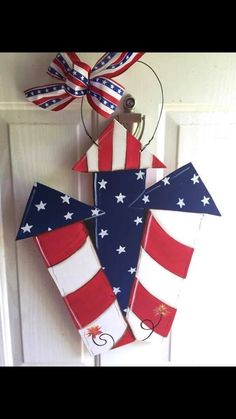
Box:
66;80;86;93
91;53;123;77
48;237;101;296
92;53;139;78
73;64;89;79
140;148;153;168
61;53;73;69
49;96;72;110
50;62;65;78
79;300;127;355
112;120;127;170
90;81;122;100
89;96;113;115
151;210;203;247
27;89;65;101
87;140;99;171
136;247;183;308
126;310;164;344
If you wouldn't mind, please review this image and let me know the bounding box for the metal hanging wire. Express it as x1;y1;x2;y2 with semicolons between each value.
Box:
80;59;164;151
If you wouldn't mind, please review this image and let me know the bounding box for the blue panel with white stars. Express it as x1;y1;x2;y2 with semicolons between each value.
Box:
93;169;147;313
130;163;221;216
16;182;105;240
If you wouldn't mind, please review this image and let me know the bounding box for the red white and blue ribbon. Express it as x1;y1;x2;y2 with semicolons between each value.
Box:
24;52;144;118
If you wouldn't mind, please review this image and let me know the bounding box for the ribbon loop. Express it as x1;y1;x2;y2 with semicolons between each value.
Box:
25;52;144;117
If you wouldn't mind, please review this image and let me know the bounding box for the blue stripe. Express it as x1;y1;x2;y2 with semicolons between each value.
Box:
25;84;65;98
91;77;124;95
88;90;117;111
48;66;65;81
107;52;132;70
92;52;117;71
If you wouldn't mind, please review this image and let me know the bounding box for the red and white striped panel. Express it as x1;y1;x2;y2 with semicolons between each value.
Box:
127;210;203;342
73;119;166;172
34;221;134;355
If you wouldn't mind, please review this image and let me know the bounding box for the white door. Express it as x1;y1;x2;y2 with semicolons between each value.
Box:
1;53;236;366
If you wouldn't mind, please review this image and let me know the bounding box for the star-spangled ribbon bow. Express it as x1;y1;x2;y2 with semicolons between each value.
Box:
24;52;144;118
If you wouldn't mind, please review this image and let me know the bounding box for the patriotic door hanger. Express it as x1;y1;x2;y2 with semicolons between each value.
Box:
18;51;221;357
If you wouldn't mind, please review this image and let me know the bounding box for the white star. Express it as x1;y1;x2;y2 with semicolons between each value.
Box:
61;194;71;204
118;89;122;93
134;216;143;226
101;61;105;65
91;208;101;216
115;193;126;203
177;198;185;208
73;70;77;75
142;195;150;204
123;308;128;313
162;176;170;186
116;245;126;254
47;227;52;231
201;196;210;206
128;267;136;274
191;174;200;184
98;179;107;189
102;80;107;85
21;223;33;233
103;100;107;104
110;105;114;109
46;89;49;92
99;229;109;239
110;84;114;89
81;76;84;80
35;201;47;211
64;212;73;220
113;287;121;295
37;90;41;94
135;170;145;180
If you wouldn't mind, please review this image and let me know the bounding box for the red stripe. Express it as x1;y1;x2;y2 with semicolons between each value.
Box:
89;84;120;106
152;155;166;168
142;213;194;278
52;97;75;111
66;73;88;89
93;53;107;69
87;95;111;118
53;58;68;77
34;92;68;105
98;120;114;171
125;131;141;169
130;279;177;337
74;61;91;73
64;269;116;328
47;70;64;81
24;83;62;94
101;52;144;78
113;327;135;348
34;221;88;267
72;155;88;172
